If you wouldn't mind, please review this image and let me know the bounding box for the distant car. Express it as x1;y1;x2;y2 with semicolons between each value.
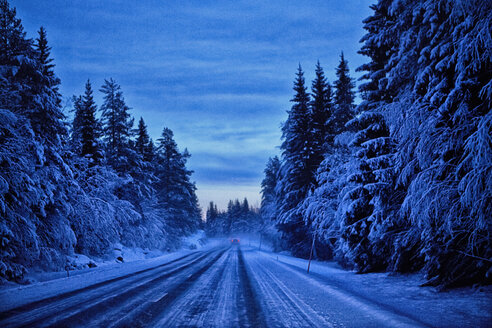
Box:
230;238;240;244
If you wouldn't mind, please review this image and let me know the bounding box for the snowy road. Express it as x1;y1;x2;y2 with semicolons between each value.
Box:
0;245;490;327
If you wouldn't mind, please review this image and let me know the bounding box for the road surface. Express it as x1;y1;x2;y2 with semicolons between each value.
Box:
0;246;488;327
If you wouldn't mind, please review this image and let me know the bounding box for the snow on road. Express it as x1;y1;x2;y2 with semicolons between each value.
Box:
0;244;490;327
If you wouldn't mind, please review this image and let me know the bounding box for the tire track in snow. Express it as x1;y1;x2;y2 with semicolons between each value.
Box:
263;253;429;328
0;251;205;328
91;249;226;328
236;247;267;327
105;248;228;328
3;249;225;328
245;251;331;328
0;251;200;317
150;248;233;327
204;247;241;326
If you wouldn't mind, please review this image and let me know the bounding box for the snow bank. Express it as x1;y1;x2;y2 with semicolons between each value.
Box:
0;233;218;312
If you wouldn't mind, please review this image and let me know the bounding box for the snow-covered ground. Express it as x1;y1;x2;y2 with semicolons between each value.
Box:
245;248;491;327
7;231;210;285
0;242;490;327
0;231;215;310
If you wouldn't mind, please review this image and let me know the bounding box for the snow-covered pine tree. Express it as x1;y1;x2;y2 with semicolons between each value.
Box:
309;61;332;183
205;201;218;234
339;113;394;272
388;0;492;287
31;26;66;143
136;117;150;157
78;80;102;164
155;127;181;207
0;1;76;281
0;0;32;114
275;65;314;257
300;54;358;261
129;116;154;195
228;199;242;234
35;27;54;78
232;198;250;233
260;156;280;222
145;138;155;162
260;156;282;249
154;127;201;237
99;78;134;172
330;53;356;137
335;0;398;273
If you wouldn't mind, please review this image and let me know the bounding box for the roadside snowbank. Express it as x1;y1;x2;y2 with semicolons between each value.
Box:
0;231;215;312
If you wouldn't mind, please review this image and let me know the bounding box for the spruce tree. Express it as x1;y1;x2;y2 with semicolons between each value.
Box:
309;61;333;189
0;0;33;117
99;78;134;171
260;156;280;221
70;95;84;154
340;112;394;272
331;52;356;137
145;138;155;162
335;1;397;273
389;0;492;287
136;117;150;157
32;26;66;144
206;201;218;223
154;127;200;235
276;65;314;257
0;2;75;281
310;61;332;146
79;80;101;163
241;198;249;215
36;27;55;78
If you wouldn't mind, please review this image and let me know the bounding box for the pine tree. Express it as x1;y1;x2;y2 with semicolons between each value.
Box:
155;127;180;206
205;201;220;236
334;0;397;273
260;156;280;221
99;78;134;171
389;0;492;287
79;80;101;163
145;139;155;162
31;26;66;144
0;0;32;116
70;95;84;154
132;116;154;194
0;6;65;143
330;52;356;137
0;2;75;281
310;61;333;147
339;112;394;272
136;117;150;157
275;65;314;257
241;198;249;215
206;201;219;223
259;156;282;248
36;27;55;78
154;127;200;235
0;0;31;66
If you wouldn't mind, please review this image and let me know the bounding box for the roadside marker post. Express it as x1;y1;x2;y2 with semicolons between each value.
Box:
307;235;315;274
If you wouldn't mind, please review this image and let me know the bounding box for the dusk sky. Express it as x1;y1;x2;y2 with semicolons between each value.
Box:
13;0;373;212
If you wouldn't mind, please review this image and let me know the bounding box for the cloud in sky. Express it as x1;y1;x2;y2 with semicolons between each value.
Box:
13;0;374;212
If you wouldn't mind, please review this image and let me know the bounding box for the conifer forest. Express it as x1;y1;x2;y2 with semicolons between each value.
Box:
0;0;491;326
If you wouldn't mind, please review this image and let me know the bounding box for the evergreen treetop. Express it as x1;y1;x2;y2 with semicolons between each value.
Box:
331;52;356;136
79;79;101;163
